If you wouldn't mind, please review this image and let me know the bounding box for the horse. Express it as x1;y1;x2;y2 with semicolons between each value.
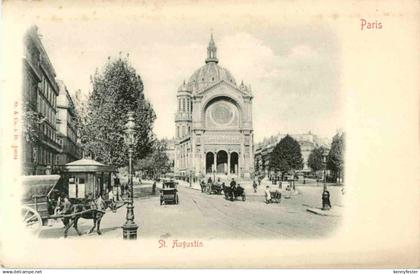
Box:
223;185;234;201
62;197;116;238
222;185;246;201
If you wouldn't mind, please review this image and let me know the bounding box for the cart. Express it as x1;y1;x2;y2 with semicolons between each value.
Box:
269;190;281;203
21;175;61;234
208;183;223;195
223;185;246;201
21;159;125;236
160;180;179;205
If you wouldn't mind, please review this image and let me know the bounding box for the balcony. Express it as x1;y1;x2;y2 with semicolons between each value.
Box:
175;112;192;122
40;132;63;153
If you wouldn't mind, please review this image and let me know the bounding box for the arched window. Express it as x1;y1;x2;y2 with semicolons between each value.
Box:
188;126;190;134
182;98;186;112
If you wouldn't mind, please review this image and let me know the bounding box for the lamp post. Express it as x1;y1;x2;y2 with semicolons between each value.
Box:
322;150;328;191
321;149;331;210
122;111;138;240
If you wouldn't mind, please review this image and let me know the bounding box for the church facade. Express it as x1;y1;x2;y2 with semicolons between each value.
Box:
174;35;254;180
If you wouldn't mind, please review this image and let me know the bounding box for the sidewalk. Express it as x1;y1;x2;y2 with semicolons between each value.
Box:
176;179;201;191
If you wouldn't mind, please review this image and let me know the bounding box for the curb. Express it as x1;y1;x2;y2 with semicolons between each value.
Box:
305;207;342;217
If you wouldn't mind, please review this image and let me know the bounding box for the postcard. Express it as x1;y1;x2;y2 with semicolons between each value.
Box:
0;0;418;269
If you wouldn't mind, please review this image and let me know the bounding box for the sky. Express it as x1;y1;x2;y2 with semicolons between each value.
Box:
36;19;343;143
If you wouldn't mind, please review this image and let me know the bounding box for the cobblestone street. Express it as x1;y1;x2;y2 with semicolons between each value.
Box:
39;179;343;239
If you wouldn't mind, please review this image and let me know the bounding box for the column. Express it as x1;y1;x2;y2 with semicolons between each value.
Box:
237;152;240;176
202;151;206;174
213;152;217;172
227;152;231;175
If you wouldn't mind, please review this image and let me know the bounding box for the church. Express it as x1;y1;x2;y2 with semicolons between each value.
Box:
174;34;254;180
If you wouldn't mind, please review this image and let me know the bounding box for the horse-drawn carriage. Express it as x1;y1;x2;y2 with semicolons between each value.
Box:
208;183;223;195
22;174;61;233
268;190;281;203
22;158;124;237
223;185;246;201
160;179;179;205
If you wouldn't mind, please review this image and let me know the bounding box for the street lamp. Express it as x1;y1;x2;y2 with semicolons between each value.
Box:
322;150;328;191
321;149;331;210
122;111;139;240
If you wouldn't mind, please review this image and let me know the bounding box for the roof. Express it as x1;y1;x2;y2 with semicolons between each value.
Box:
22;175;61;200
186;62;237;93
180;34;238;94
63;158;115;173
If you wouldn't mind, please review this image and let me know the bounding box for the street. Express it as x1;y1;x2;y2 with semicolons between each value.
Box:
39;180;343;239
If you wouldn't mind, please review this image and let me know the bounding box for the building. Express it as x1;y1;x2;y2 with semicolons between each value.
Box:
22;26;62;175
254;132;330;176
56;80;82;165
174;34;254;180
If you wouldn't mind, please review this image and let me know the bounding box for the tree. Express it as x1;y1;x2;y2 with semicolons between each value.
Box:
79;56;156;168
134;139;171;178
327;132;345;183
308;146;326;173
269;135;304;181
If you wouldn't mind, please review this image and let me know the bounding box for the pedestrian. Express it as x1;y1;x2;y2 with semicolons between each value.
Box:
322;190;331;210
207;177;213;193
265;186;272;204
284;185;291;199
96;194;106;210
108;189;115;202
152;181;156;195
253;180;258;193
200;180;205;192
230;177;236;189
54;196;63;215
60;195;74;227
62;195;72;214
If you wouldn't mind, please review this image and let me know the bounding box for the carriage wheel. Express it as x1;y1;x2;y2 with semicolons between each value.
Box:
175;194;179;204
21;205;42;235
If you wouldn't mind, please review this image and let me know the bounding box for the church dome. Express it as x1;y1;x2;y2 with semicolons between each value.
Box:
185;34;237;93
